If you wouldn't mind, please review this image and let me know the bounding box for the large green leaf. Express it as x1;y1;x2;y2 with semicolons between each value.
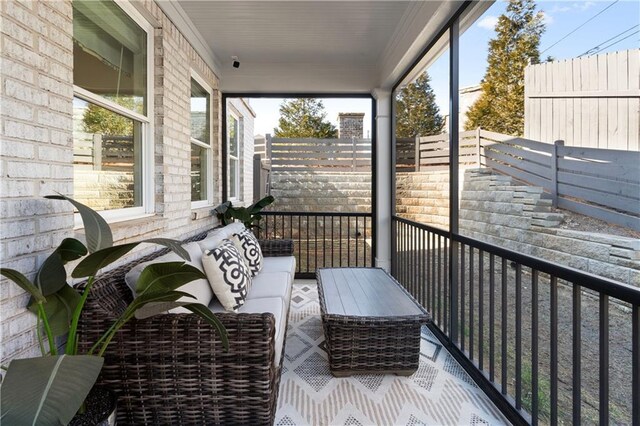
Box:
0;355;103;426
184;303;230;350
55;238;88;263
249;195;274;214
35;252;67;296
72;238;191;278
28;286;81;337
0;268;45;302
135;262;206;295
45;194;113;253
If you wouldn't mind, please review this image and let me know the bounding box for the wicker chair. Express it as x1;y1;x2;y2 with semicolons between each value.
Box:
76;231;295;425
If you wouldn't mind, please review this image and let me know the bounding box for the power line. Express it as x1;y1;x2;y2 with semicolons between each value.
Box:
579;25;640;57
587;30;639;56
540;0;620;55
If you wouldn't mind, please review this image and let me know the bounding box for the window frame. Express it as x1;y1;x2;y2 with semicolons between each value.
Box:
227;110;241;201
190;71;214;208
72;0;154;225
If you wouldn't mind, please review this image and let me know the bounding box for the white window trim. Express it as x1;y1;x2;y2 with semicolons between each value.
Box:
73;0;154;227
190;71;214;209
228;110;241;202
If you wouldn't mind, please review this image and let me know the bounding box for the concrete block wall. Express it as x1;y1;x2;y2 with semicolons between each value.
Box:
1;0;222;365
395;171;450;229
459;169;640;286
269;171;372;214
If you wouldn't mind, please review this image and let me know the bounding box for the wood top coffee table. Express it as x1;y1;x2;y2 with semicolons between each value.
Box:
317;267;431;377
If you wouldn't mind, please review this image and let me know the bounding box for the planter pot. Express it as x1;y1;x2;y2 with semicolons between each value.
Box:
68;386;117;426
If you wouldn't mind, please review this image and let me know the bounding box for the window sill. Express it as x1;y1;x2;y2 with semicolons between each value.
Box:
191;205;215;221
74;213;167;244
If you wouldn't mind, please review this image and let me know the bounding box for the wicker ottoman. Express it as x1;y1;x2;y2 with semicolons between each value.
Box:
317;267;431;377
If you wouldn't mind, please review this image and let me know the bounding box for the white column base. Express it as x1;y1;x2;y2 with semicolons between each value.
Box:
375;258;391;272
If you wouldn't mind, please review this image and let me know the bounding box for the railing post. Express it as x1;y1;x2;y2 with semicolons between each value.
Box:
414;135;420;172
93;134;102;170
476;127;482;168
266;133;272;160
551;140;564;208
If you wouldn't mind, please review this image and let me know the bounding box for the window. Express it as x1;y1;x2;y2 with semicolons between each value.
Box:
72;0;152;219
190;75;212;206
228;113;240;200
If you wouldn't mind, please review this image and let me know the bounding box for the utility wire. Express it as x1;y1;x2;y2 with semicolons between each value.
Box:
579;25;640;57
540;0;620;55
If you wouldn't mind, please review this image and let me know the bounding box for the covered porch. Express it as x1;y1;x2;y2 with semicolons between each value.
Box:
1;0;639;425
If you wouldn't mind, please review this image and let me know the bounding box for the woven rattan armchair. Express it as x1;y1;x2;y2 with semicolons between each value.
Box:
76;231;294;425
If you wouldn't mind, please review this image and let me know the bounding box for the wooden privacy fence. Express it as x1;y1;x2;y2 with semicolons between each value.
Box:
74;134;135;171
480;130;640;230
399;128;640;230
267;135;371;172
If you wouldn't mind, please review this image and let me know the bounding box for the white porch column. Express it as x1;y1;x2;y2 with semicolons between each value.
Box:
373;89;392;271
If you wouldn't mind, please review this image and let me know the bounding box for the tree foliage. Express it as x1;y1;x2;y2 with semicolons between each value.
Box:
82;97;135;136
465;0;545;136
395;71;444;138
273;98;338;138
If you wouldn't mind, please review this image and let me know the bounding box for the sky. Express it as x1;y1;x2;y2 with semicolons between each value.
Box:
246;0;639;136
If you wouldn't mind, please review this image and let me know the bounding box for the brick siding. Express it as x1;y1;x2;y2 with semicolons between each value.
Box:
1;0;222;365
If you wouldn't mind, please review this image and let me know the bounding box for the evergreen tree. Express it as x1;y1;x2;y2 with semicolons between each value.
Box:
465;0;545;136
395;72;444;138
273;98;338;138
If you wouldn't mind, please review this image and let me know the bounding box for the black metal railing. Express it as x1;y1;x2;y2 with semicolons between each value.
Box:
392;215;640;425
256;211;374;278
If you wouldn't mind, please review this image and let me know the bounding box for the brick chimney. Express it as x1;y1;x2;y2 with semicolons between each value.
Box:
338;113;364;139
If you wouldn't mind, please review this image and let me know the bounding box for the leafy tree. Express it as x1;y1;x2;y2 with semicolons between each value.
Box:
395;71;444;138
273;98;338;138
82;97;136;135
465;0;545;136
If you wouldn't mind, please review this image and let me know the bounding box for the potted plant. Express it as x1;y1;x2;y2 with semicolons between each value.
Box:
214;195;275;229
0;195;228;425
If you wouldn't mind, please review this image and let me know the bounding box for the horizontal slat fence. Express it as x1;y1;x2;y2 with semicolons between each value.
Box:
480;131;640;230
392;215;640;425
401;128;639;230
267;136;371;171
74;134;135;171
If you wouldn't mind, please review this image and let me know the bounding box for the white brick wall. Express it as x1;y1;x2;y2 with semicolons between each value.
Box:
1;0;223;365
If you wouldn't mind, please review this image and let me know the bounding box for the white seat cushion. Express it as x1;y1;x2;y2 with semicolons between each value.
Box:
247;272;292;301
208;296;287;366
261;256;296;281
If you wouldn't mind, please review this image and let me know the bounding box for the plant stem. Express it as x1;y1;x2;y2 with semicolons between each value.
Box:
65;276;94;355
36;313;46;356
37;303;56;356
97;312;135;357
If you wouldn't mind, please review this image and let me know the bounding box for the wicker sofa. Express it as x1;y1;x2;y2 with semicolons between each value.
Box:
77;227;295;425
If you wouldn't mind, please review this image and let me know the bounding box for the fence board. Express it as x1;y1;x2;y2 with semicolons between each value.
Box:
484;158;551;190
483;149;551;178
481;134;554;153
558;183;639;215
560;145;640;166
557;158;639;182
482;142;552;165
558;198;640;232
557;171;640;200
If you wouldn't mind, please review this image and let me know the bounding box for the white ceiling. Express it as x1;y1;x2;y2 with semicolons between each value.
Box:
169;1;466;94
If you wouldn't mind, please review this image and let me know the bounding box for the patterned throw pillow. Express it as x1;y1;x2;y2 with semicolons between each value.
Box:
202;239;252;312
231;228;263;277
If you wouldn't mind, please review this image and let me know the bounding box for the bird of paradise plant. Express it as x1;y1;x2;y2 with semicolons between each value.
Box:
0;194;228;425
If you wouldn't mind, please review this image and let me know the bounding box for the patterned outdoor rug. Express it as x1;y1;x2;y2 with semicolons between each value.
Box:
275;281;509;426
